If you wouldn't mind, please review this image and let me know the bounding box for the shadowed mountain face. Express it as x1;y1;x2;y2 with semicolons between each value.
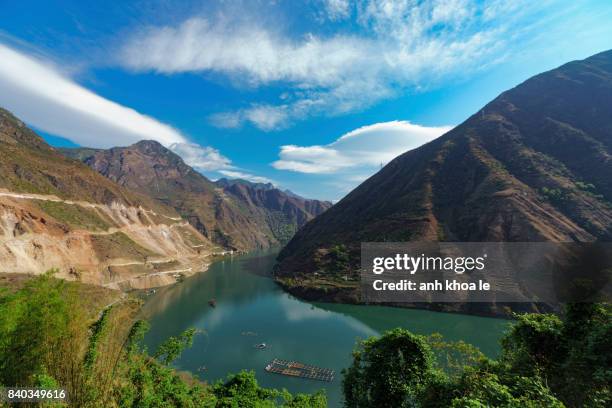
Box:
275;50;612;309
62;141;332;250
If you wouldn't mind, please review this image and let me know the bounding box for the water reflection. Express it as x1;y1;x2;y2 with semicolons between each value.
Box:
143;250;508;407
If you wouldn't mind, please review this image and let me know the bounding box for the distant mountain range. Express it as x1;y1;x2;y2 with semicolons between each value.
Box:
61;141;331;251
275;50;612;315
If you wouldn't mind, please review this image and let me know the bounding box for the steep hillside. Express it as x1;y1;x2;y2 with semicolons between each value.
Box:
216;178;332;241
62;141;331;250
275;50;612;310
0;108;216;289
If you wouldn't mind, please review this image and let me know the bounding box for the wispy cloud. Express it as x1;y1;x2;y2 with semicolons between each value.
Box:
168;142;274;185
320;0;351;21
272;121;452;174
210;105;291;131
119;17;366;85
169;142;232;171
218;170;275;185
0;43;187;148
117;0;552;131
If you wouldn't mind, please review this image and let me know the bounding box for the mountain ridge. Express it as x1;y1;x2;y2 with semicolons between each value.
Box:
61;141;332;251
274;49;612;315
0;108;216;289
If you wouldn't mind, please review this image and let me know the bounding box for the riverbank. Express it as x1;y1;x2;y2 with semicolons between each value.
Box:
273;272;557;319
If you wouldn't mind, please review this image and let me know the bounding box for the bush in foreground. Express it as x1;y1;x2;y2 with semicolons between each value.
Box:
343;303;610;407
0;272;326;407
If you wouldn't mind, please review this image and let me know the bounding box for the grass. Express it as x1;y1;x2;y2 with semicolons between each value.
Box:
0;272;121;316
36;200;112;231
91;232;156;261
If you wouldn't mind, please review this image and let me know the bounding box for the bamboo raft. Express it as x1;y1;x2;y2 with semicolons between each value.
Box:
265;359;334;382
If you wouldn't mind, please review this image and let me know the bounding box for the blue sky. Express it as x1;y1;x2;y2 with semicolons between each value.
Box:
1;0;611;201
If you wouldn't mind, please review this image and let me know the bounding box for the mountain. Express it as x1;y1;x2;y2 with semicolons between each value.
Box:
275;50;612;313
215;178;304;200
0;108;215;289
61;141;332;250
214;178;276;192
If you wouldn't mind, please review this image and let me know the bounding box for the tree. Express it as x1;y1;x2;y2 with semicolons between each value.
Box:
500;313;565;380
342;328;434;407
342;304;610;408
0;270;85;387
153;328;198;365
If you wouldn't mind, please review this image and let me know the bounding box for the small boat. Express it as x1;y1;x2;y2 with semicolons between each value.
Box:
208;299;217;307
254;343;267;350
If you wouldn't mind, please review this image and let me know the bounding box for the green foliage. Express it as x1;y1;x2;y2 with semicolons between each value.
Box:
342;328;434;407
36;200;111;231
0;270;76;386
344;304;611;408
540;187;570;204
153;328;198;365
426;333;485;378
267;211;298;243
116;352;213;408
0;272;326;407
574;181;605;200
126;319;151;355
212;371;326;408
499;303;611;407
212;371;277;407
557;303;611;407
90;232;155;260
329;245;350;271
575;181;596;192
500;313;565;378
83;307;112;372
315;244;351;276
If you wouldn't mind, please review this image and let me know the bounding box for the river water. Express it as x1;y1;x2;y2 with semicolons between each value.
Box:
142;250;509;407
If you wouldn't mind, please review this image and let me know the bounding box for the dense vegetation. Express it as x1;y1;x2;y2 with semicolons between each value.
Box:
0;272;326;407
1;272;609;407
343;303;611;407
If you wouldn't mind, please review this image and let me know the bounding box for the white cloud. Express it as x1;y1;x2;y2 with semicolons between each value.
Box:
168;142;231;171
117;0;549;130
168;142;274;186
0;43;187;148
120;17;366;86
272;121;452;174
208;111;243;129
321;0;351;21
243;105;290;131
217;170;275;185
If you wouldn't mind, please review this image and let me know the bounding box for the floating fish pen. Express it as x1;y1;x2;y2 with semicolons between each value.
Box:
265;359;334;382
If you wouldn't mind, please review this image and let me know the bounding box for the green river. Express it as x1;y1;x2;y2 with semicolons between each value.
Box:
142;250;509;407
